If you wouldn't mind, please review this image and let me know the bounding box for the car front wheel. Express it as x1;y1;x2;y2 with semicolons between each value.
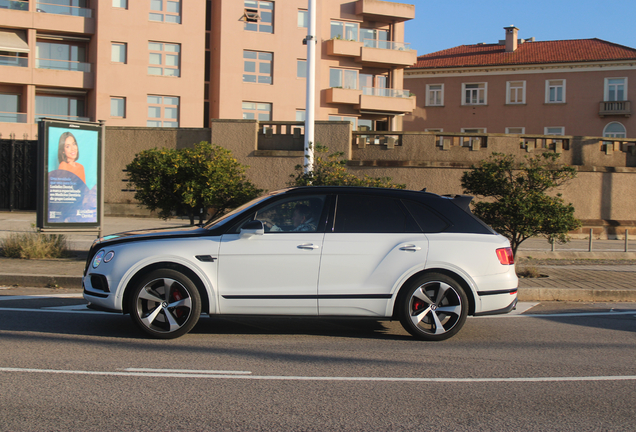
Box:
398;273;468;341
129;269;201;339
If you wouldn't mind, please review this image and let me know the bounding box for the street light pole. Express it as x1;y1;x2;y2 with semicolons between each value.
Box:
304;0;316;175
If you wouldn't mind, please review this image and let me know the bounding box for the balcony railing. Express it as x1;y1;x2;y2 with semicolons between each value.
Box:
0;55;28;67
362;39;411;51
362;87;412;98
35;114;90;122
0;0;29;11
36;1;93;17
0;111;27;123
36;58;91;72
598;100;631;117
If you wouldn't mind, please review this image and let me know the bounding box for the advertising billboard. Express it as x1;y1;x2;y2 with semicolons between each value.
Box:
36;119;103;230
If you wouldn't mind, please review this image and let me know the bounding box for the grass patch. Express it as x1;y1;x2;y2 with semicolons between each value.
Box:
1;231;69;259
516;266;543;278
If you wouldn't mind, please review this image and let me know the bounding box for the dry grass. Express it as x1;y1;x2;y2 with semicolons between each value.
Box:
1;231;69;259
516;266;543;279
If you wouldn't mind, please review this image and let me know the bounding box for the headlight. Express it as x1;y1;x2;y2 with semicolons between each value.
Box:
104;251;115;263
92;250;105;268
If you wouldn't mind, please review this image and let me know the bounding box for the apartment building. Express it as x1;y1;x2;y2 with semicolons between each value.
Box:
0;0;416;140
403;27;636;139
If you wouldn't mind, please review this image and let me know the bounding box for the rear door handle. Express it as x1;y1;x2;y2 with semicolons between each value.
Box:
297;243;320;250
400;245;421;252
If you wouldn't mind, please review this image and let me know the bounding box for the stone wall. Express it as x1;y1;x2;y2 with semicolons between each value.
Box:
104;122;636;238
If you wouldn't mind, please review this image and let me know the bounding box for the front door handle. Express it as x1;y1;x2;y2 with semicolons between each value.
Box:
400;244;421;252
297;243;320;250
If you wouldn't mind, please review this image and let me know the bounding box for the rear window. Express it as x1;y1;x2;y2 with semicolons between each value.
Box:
402;200;449;233
334;194;419;233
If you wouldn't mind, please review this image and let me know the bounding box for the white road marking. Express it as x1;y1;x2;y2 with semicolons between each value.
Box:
0;307;112;315
0;367;634;383
124;368;252;375
0;294;83;301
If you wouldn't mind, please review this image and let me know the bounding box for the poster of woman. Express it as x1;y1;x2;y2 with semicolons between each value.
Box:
46;125;100;224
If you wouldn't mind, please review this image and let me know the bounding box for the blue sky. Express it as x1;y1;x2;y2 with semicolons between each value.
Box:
399;0;636;55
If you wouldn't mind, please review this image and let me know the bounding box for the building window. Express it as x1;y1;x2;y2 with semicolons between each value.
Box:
425;128;443;132
113;0;127;8
296;110;305;121
605;78;627;101
110;97;125;118
359;73;387;94
35;94;87;122
298;10;308;28
297;60;307;78
360;28;389;48
545;127;564;135
462;83;486;105
330;21;359;41
0;94;23;123
242;102;271;121
111;43;126;63
149;0;181;24
148;42;180;77
546;79;565;103
603;122;626;138
147;95;179;127
329;68;358;89
329;115;357;129
461;128;486;134
506;81;525;104
244;1;273;33
36;40;89;72
426;84;444;106
506;127;525;134
243;51;272;84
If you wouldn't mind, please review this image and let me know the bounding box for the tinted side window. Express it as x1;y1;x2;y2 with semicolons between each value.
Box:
402;200;449;233
334;194;417;233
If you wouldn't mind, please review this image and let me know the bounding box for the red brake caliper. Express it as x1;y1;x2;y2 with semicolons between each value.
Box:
171;288;184;318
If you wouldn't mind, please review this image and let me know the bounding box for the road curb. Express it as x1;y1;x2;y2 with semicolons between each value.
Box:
0;274;83;289
518;288;636;302
517;251;636;260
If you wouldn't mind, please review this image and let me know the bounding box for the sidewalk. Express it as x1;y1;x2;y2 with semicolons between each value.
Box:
1;211;635;302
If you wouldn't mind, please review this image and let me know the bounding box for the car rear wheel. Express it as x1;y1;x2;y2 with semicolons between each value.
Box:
129;269;201;339
399;273;468;341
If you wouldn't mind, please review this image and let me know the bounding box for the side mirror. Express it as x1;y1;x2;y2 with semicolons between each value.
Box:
240;220;265;238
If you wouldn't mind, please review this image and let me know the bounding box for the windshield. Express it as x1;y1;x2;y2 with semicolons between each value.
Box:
203;190;287;229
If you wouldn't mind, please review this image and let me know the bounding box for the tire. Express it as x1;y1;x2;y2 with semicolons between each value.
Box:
129;269;201;339
398;273;468;341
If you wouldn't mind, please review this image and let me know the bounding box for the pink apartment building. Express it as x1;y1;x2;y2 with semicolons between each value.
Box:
404;27;636;139
0;0;416;140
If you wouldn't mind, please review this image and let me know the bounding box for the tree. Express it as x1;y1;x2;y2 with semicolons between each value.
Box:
126;142;262;225
290;145;405;189
461;152;581;256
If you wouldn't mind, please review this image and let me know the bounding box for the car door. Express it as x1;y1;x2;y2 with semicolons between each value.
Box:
217;194;327;315
318;193;429;317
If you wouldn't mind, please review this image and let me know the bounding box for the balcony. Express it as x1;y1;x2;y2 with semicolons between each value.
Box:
36;1;93;17
354;0;415;23
0;111;27;123
326;38;417;67
0;54;28;67
36;58;91;72
599;101;631;117
0;0;29;11
360;87;415;113
326;87;415;114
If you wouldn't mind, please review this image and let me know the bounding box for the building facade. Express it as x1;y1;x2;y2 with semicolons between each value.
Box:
0;0;416;140
404;27;636;139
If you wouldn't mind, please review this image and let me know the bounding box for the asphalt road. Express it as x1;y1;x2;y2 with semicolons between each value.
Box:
0;293;635;431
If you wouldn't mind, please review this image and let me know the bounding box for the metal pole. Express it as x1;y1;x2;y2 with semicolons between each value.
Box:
303;0;316;175
588;228;593;252
626;230;629;252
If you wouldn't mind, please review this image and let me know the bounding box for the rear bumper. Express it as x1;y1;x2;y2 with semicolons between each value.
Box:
474;289;518;316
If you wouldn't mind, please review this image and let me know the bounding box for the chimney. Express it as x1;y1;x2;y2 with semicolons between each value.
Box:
504;26;519;52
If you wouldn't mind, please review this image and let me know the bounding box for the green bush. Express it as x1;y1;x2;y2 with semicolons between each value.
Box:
290;145;405;189
126;142;263;224
1;231;68;259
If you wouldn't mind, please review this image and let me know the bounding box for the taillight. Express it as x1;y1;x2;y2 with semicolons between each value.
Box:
496;247;514;265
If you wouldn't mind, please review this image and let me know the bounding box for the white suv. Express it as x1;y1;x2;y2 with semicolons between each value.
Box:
83;187;518;340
